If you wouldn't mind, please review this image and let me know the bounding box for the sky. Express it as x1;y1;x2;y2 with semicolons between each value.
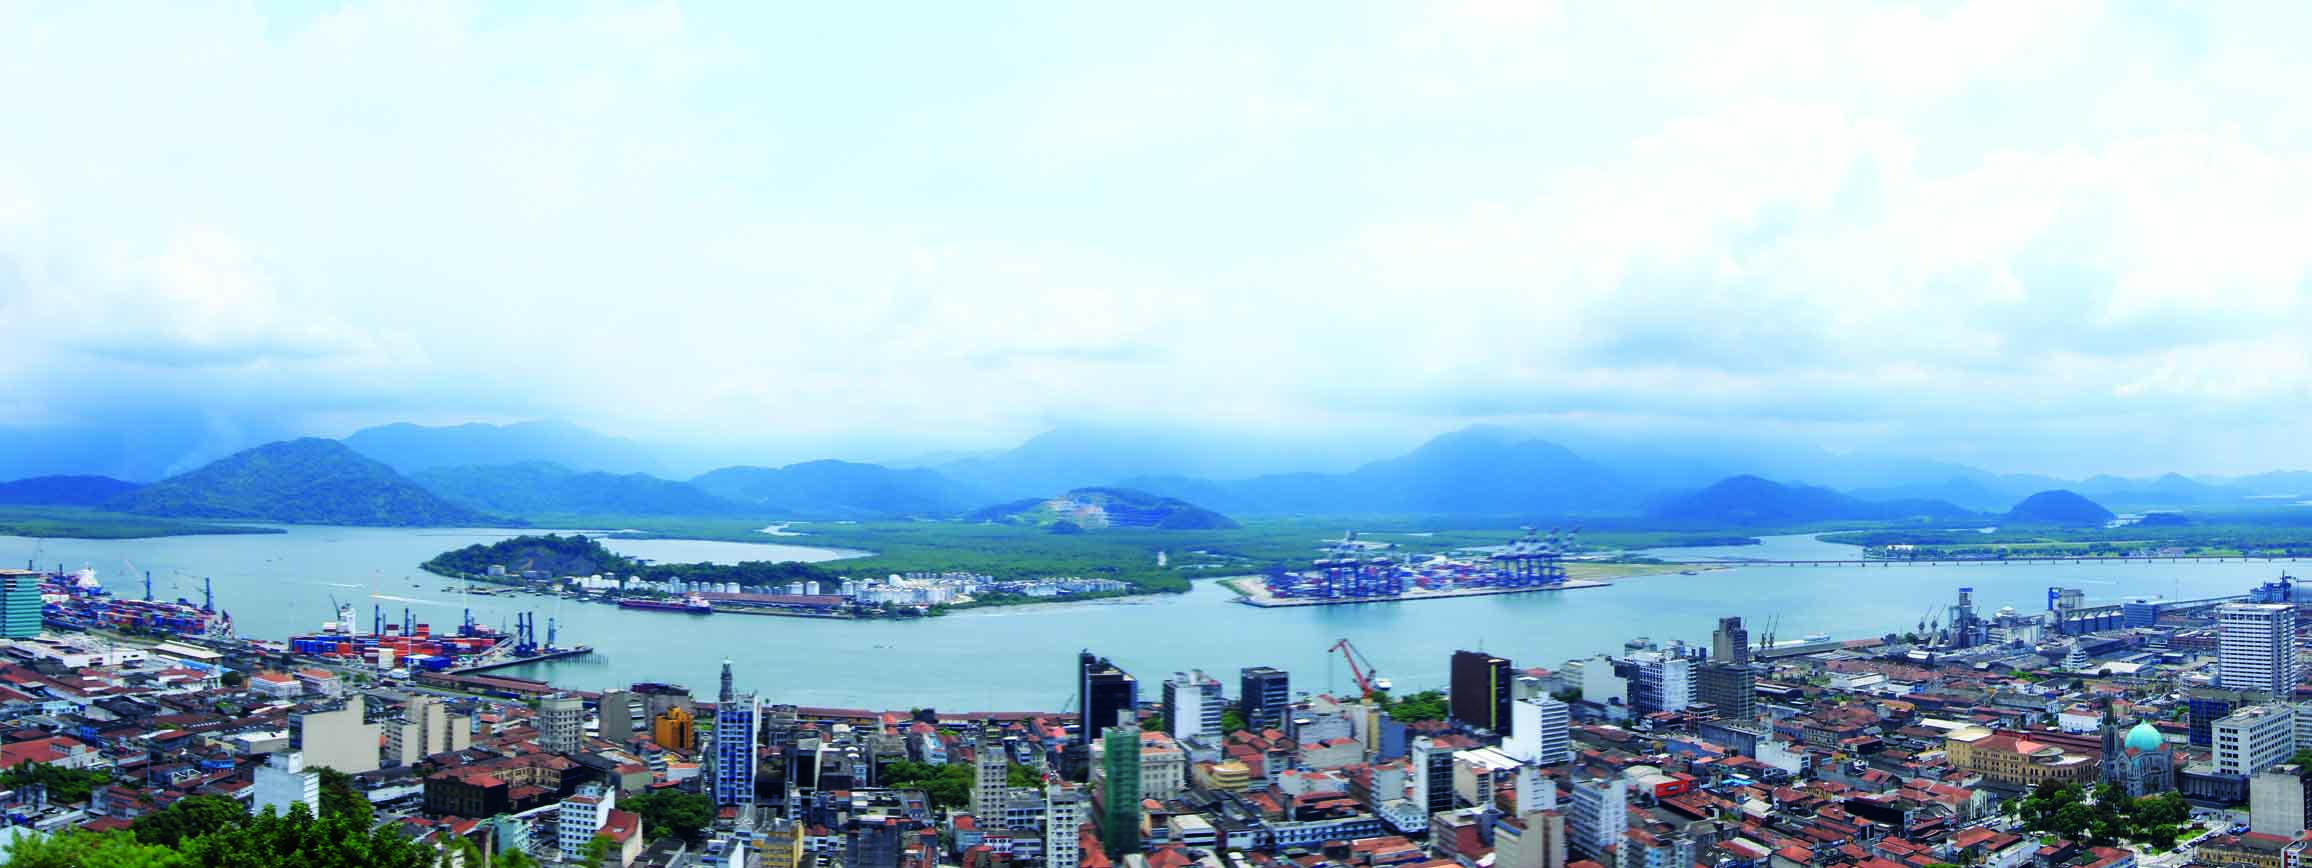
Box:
1;1;2309;479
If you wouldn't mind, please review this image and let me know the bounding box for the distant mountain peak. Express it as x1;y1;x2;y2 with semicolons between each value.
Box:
106;438;499;527
967;486;1238;530
1648;474;1971;526
2003;490;2115;526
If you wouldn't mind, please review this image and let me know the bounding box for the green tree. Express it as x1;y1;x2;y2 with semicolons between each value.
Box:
0;760;113;805
2;827;187;868
2133;792;2190;829
132;794;253;847
579;833;618;867
1139;714;1165;732
2139;824;2180;850
1219;709;1246;734
176;802;436;868
492;848;540;868
880;761;976;810
221;670;246;688
316;766;370;822
2050;802;2095;840
625;789;714;843
1008;763;1044;789
1379;690;1448;723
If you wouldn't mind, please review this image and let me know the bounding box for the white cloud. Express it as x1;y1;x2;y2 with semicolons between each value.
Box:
0;1;2306;475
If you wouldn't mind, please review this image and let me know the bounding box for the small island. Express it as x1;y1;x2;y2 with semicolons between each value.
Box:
422;534;1150;619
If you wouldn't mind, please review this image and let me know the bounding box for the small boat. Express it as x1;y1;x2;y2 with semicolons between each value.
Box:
1801;632;1831;642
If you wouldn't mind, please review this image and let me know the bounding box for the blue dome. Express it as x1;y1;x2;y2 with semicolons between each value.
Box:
2124;721;2164;752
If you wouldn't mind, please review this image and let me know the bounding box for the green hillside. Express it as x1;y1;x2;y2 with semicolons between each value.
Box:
966;487;1238;530
413;462;737;517
2003;490;2116;526
106;438;501;527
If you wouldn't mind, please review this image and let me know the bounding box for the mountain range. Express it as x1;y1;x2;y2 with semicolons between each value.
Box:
0;417;2294;528
1644;475;1975;526
0;475;142;507
691;461;985;519
341;420;665;475
411;462;739;518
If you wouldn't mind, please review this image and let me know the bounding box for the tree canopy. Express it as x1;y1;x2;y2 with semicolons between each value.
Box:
12;803;439;868
131;795;251;848
1378;690;1448;723
0;760;114;804
2014;781;2187;848
880;760;974;810
625;789;714;843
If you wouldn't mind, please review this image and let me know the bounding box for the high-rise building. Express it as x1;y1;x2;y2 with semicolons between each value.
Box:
1162;670;1224;742
539;694;584;755
2212;704;2296;777
972;727;1011;819
1949;587;1984;649
558;784;615;862
1046;783;1086;868
291;696;381;774
598;690;645;745
654;706;697;752
252;751;319;817
387;695;471;765
1240;666;1290;732
1079;651;1137;745
1696;662;1756;721
1623;652;1692;715
1412;736;1457;816
1567;777;1627;859
1505;696;1572;765
2190;687;2269;747
2219;604;2300;699
1493;808;1566;868
1099;725;1141;856
0;571;41;640
712;660;759;809
1711;616;1749;666
1450;650;1514;735
2250;764;2312;837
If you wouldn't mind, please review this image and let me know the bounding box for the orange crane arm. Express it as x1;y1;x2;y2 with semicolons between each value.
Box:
1328;638;1382;698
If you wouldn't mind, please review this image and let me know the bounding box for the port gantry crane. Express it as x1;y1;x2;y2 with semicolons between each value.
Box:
1328;638;1388;700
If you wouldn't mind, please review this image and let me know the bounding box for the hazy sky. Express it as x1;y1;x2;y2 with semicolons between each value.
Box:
2;2;2308;476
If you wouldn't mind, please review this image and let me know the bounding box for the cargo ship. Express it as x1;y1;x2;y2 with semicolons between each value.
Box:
617;593;713;614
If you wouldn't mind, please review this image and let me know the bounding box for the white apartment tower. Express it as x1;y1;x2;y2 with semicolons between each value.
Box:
558;784;615;862
1162;670;1225;743
539;693;585;755
972;728;1011;819
1505;696;1573;765
1568;776;1627;859
2214;704;2298;777
2219;604;2299;698
252;751;319;817
1045;782;1086;868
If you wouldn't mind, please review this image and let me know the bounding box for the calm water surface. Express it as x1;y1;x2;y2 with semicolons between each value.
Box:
4;529;2298;711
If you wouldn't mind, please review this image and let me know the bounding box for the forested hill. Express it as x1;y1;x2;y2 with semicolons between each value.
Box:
965;487;1238;530
423;533;837;587
106;438;498;527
